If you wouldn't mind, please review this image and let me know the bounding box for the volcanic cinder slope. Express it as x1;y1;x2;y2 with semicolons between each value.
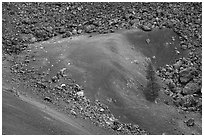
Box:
3;28;201;135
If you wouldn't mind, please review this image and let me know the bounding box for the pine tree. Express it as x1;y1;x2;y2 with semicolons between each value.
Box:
143;62;160;102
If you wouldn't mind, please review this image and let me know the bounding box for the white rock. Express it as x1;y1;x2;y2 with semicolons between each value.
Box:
146;38;150;44
76;91;84;96
61;83;66;88
99;108;105;112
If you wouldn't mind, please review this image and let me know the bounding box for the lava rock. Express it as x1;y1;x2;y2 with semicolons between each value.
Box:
139;24;152;31
76;91;84;97
180;95;197;108
182;82;200;95
72;29;77;35
173;60;183;70
84;25;95;33
165;79;176;93
44;97;52;102
62;31;72;38
185;118;195;127
179;68;194;84
58;26;66;34
70;109;77;116
146;38;150;44
181;43;188;50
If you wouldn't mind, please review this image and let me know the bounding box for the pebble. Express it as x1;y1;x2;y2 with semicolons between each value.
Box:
181;44;188;50
70;109;77;116
146;38;150;44
76;91;84;97
185;118;195;127
140;24;152;31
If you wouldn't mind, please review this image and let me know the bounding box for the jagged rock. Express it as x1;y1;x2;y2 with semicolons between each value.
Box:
99;108;105;112
182;82;200;95
179;68;194;84
185;118;195;127
36;81;47;89
84;25;95;33
70;109;77;116
44;97;52;102
76;91;84;97
51;76;58;83
139;24;152;31
130;19;140;26
175;50;180;54
181;44;188;50
165;79;176;93
72;84;83;91
180;95;197;108
173;60;182;69
111;121;121;130
77;29;82;34
146;38;150;44
62;31;72;38
72;29;77;35
60;83;66;89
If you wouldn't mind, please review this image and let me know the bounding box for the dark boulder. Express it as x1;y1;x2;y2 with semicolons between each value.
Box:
185;118;195;127
179;68;196;84
182;82;201;95
44;97;52;102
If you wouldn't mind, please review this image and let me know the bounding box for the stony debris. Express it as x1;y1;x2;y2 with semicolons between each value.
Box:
44;97;52;103
76;91;84;97
185;118;195;127
179;68;194;84
139;24;152;31
70;109;77;116
182;82;200;95
146;38;150;44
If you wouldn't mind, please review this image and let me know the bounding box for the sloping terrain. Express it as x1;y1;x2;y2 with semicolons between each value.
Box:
2;28;201;135
2;65;116;135
2;91;88;135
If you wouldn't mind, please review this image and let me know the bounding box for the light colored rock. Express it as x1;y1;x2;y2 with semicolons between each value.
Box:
76;91;84;96
146;38;150;44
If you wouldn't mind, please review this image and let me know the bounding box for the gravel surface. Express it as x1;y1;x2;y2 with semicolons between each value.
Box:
2;2;202;135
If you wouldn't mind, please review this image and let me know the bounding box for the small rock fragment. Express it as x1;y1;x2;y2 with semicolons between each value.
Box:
146;38;150;44
173;60;182;69
179;68;194;84
185;118;195;127
71;109;77;116
61;83;66;89
76;91;84;97
44;97;52;102
140;24;152;31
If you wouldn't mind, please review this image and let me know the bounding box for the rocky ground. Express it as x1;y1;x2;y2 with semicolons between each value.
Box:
2;2;202;135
